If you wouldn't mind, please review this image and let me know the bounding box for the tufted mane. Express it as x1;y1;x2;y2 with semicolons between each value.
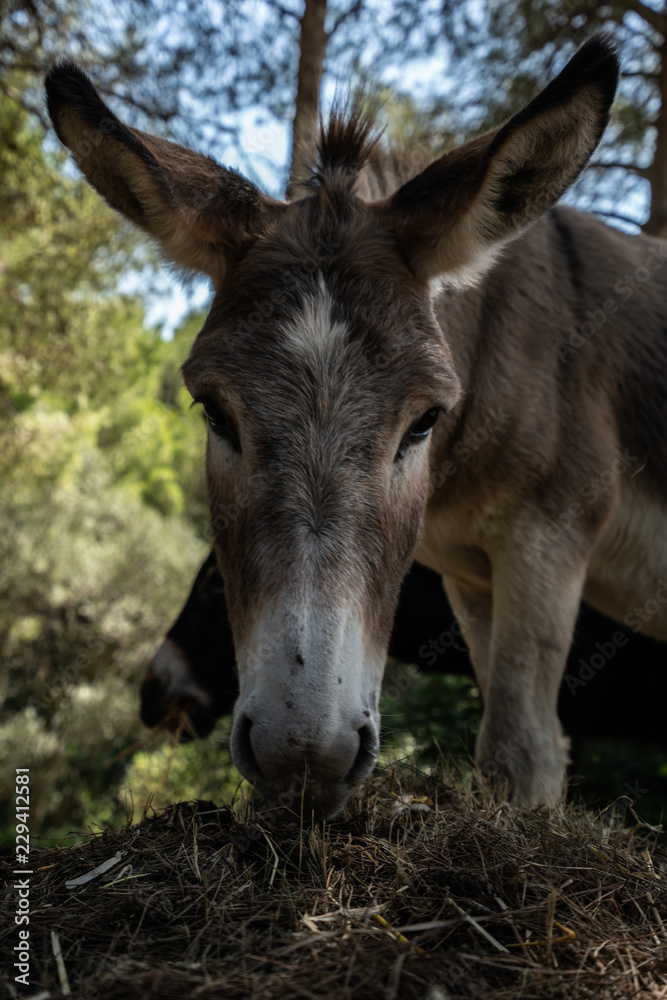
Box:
312;104;380;186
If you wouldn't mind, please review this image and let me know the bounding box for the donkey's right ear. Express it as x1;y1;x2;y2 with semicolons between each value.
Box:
45;61;285;288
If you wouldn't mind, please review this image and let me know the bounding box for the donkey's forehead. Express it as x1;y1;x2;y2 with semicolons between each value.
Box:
184;272;455;410
183;207;455;398
277;274;348;359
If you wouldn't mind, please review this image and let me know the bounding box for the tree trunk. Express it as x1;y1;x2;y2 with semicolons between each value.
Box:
645;33;667;237
287;0;328;200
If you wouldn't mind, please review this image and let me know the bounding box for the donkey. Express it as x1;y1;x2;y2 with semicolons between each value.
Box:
46;34;667;818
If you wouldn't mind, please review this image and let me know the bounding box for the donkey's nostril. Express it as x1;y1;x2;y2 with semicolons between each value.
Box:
231;706;379;801
345;724;379;786
231;714;264;783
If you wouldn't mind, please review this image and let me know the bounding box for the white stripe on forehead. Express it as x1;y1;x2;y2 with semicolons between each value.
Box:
279;273;348;360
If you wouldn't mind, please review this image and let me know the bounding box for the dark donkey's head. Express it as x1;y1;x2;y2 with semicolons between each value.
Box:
46;35;618;817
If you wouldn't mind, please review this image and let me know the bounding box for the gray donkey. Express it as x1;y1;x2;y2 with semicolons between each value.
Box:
46;34;667;818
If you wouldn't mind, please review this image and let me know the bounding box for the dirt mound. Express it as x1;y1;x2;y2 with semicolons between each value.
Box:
2;767;666;999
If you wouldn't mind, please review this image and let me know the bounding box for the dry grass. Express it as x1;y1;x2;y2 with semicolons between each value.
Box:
2;765;667;1000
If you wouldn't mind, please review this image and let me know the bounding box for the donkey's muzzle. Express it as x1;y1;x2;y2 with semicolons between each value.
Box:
230;710;379;819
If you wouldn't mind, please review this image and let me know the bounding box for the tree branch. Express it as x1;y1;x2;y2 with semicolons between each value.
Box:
328;0;363;38
588;160;651;179
269;2;302;24
623;0;666;36
599;210;645;228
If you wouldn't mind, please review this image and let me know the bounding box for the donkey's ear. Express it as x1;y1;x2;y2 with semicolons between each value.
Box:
381;33;619;285
45;61;284;288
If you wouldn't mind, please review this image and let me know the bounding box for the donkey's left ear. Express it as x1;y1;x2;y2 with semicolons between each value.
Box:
45;61;285;289
380;33;619;285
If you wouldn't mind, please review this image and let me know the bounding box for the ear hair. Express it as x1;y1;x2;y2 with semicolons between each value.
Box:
45;60;286;287
378;33;619;285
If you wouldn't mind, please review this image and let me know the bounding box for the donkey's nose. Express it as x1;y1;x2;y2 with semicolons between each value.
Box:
230;708;379;811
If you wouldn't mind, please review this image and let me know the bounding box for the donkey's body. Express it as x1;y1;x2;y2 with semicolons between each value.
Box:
418;207;667;798
46;35;666;817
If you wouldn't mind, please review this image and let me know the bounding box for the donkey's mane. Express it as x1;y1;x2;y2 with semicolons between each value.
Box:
312;107;379;184
311;105;433;200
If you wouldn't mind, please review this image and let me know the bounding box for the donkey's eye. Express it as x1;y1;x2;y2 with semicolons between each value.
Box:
395;408;440;461
195;397;241;452
411;408;440;439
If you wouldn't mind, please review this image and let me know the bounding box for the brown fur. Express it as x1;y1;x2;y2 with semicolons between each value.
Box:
46;35;667;817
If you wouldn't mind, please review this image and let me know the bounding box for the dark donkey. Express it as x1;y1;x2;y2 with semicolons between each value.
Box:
46;34;667;818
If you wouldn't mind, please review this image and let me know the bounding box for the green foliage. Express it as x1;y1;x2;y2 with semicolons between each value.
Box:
2;0;665;849
380;662;480;766
572;740;667;829
0;95;154;406
0;466;210;839
0;77;210;845
120;720;242;822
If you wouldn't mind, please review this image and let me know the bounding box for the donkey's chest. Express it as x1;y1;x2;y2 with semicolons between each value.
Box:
414;498;500;591
585;488;667;641
415;484;667;643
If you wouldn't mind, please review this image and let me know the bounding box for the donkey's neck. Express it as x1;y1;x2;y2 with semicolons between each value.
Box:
355;143;433;201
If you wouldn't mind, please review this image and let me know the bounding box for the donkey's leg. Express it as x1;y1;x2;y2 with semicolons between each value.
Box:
440;575;493;699
477;548;588;808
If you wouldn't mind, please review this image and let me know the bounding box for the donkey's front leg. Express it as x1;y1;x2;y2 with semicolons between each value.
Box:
475;548;588;808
